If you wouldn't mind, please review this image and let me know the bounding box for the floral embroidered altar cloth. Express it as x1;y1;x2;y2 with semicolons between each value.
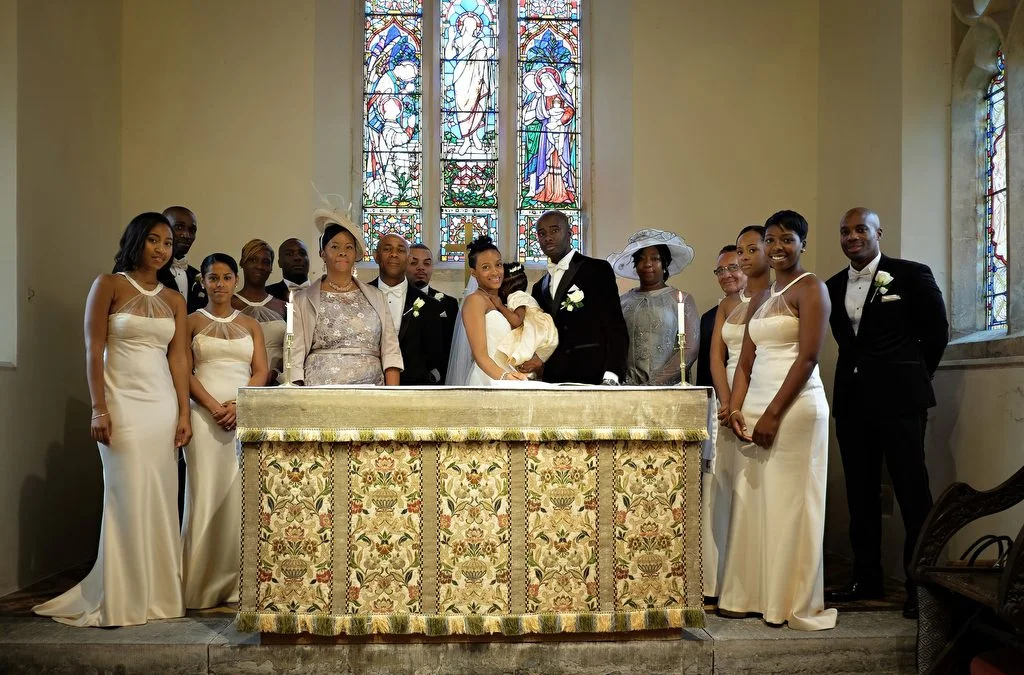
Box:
235;386;709;636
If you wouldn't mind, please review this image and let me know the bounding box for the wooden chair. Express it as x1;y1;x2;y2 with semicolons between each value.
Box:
911;464;1024;673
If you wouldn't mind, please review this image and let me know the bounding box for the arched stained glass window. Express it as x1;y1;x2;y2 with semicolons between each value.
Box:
362;0;585;264
362;0;424;259
439;0;500;262
983;49;1008;329
516;0;582;262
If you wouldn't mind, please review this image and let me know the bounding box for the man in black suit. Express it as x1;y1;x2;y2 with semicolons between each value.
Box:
406;243;459;363
266;238;311;301
824;207;949;619
519;210;628;384
159;206;206;313
696;245;745;387
369;234;447;385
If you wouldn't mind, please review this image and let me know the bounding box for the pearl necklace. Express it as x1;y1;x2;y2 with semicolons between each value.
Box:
325;278;356;293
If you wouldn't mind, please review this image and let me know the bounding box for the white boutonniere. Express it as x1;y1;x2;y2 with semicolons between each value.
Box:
405;297;426;318
560;285;585;312
433;291;445;302
870;270;894;302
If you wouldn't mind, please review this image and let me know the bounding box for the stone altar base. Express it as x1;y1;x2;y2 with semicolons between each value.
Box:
0;611;916;674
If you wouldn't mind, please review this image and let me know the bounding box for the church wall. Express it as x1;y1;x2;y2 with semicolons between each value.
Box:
629;0;821;309
815;0;907;575
120;0;317;269
0;0;123;596
0;0;16;367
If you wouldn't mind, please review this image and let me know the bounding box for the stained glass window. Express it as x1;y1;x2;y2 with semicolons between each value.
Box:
983;49;1008;329
363;0;424;259
516;0;582;262
438;0;500;262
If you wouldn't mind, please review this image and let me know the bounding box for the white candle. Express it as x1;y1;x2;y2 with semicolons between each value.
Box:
286;290;295;334
677;291;685;334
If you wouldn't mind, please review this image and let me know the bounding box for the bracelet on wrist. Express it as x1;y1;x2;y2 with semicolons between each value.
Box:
500;371;509;380
727;410;742;421
91;412;109;420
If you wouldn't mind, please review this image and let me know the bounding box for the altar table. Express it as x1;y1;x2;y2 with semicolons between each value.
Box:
235;386;710;637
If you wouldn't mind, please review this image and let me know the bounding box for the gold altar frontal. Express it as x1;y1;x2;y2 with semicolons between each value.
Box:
235;386;709;638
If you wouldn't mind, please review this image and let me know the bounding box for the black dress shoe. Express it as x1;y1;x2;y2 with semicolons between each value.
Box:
902;596;918;620
825;580;884;603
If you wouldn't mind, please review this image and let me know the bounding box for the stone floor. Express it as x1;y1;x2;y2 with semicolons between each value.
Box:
0;611;916;674
0;558;916;674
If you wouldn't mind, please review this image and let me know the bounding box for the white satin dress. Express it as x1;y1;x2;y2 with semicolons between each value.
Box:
466;310;515;386
181;309;253;608
701;294;749;598
717;273;837;630
34;273;184;626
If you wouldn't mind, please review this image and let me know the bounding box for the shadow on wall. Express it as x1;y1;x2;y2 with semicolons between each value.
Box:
925;368;963;498
18;397;102;589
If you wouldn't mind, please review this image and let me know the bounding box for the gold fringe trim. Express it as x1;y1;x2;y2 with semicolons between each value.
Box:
236;607;702;636
238;427;709;444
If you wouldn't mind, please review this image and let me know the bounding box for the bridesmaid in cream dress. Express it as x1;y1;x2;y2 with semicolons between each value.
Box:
184;254;267;608
34;213;192;627
232;239;286;384
702;226;769;598
722;211;837;631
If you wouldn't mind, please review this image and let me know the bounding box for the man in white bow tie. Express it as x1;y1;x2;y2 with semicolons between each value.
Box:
824;207;949;619
369;234;447;385
160;206;205;314
266;238;311;302
524;210;628;384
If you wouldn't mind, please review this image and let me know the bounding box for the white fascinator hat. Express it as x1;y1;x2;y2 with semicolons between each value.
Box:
311;183;366;262
607;229;695;280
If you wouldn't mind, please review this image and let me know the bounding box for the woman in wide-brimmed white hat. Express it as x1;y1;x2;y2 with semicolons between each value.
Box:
607;229;698;385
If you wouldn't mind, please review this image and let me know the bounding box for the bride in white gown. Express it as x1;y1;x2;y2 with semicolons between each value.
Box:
34;213;192;627
183;254;267;608
722;211;837;631
446;236;528;386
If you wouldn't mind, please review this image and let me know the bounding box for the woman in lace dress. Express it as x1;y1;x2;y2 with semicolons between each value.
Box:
721;210;837;631
290;213;402;385
34;213;192;626
232;239;286;384
608;229;697;385
183;253;267;608
702;225;769;598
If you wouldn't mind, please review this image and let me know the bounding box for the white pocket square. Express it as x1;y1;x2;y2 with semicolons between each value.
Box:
880;294;901;303
440;311;448;318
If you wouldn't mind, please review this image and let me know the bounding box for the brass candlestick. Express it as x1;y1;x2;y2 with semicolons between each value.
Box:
678;331;691;387
281;332;296;387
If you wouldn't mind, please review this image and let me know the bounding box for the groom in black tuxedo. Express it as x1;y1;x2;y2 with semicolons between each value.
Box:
522;210;628;384
824;207;948;619
369;234;447;385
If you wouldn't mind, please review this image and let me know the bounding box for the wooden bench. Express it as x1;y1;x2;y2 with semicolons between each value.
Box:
911;464;1024;673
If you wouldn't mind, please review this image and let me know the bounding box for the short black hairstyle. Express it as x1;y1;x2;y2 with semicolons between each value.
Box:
467;234;498;269
719;244;738;255
499;262;528;302
409;243;432;254
200;253;239;277
736;225;765;242
112;212;173;273
764;210;808;240
632;244;673;281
